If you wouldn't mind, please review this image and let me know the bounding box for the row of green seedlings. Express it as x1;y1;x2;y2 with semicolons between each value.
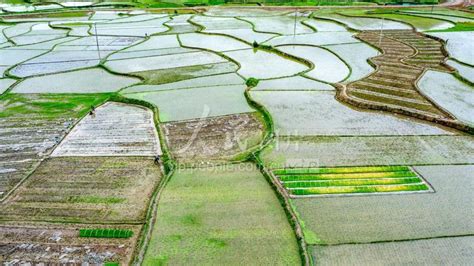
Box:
274;166;429;195
79;228;133;238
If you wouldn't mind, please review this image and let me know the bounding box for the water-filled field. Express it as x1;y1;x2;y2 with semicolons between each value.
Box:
0;4;472;265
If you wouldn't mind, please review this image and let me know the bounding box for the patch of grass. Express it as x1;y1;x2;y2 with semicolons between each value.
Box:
68;196;126;204
143;164;301;264
79;228;133;238
0;94;111;120
291;183;429;195
428;22;474;32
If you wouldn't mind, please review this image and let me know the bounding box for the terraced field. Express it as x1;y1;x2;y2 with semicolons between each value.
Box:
342;30;470;131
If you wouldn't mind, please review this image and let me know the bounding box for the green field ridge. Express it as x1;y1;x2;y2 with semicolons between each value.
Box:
283;177;422;188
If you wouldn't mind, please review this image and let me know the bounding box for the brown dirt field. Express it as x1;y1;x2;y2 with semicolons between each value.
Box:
0;222;140;264
161;112;264;165
0;157;161;223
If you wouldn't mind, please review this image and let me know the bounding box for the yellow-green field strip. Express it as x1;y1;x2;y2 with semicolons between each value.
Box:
274;166;432;196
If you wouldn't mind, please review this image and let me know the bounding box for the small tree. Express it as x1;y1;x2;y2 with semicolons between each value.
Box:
246;78;260;88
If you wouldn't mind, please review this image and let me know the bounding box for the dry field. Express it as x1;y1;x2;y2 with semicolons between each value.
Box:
0;157;161;223
161;112;264;164
0;94;109;200
0;223;140;264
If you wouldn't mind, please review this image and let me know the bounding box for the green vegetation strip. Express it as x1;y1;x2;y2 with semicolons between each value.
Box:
274;165;410;175
275;166;429;196
290;184;429;195
79;228;133;238
280;171;417;181
284;177;422;188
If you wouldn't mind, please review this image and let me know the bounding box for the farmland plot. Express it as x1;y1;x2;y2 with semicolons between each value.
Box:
251;91;450;136
312;236;474;266
266;32;358;46
143;164;300;265
179;33;249;52
0;94;109;200
7;36;78;50
123;85;253;122
242;16;314;35
448;59;474;84
12;68;139;93
204;28;277;44
324;42;378;83
252;76;334;91
427;31;474;66
10;23;67;45
52;102;161;156
261;135;474;169
0;78;16;94
0;223;140;264
165;14;199;34
292;165;474;244
122;73;244;93
303;19;348;32
318;14;411;31
10;50;106;77
205;7;288;17
90;11;124;21
0;49;47;72
94;17;170;37
3;22;37;38
224;49;308;79
190;16;251;31
162;112;264;164
1;157;161;223
56;35;141;52
277;45;349;83
418;70;474;126
105;50;227;74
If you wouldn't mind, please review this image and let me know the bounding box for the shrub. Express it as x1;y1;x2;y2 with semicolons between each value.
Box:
246;77;259;88
252;41;259;48
79;228;133;238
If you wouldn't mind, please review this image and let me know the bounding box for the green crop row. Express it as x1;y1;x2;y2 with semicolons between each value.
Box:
290;183;429;195
79;228;133;238
283;177;422;188
279;170;417;181
273;165;410;175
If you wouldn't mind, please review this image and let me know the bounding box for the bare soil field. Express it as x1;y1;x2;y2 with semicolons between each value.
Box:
0;94;109;200
0;222;140;264
161;112;264;164
0;157;161;223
